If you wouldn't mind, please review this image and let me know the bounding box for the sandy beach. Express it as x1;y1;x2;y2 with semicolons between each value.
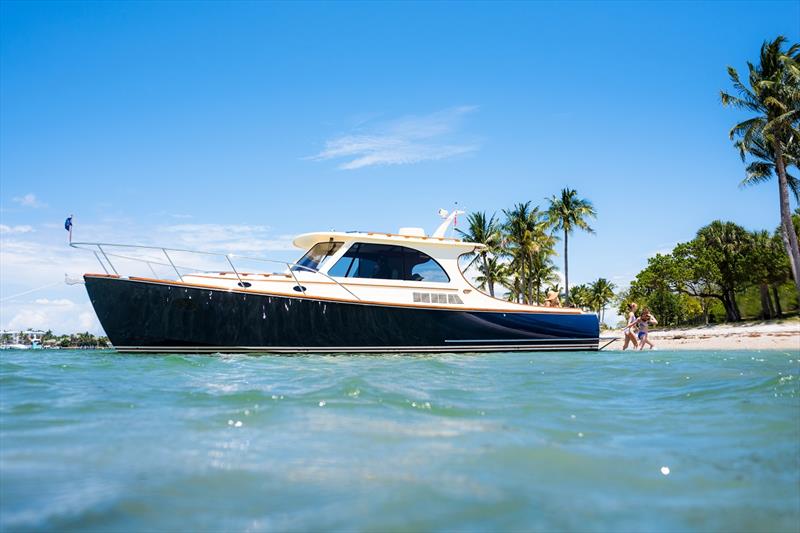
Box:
607;319;800;351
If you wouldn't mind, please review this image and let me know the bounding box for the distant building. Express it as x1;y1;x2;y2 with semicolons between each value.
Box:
0;329;46;349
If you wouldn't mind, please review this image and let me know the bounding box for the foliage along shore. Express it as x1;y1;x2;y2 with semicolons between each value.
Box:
617;211;800;327
0;331;110;349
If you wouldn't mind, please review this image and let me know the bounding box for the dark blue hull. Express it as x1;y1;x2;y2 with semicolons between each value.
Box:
84;276;601;353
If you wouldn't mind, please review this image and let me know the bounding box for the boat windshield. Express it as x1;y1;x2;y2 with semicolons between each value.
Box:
327;243;450;282
293;241;343;272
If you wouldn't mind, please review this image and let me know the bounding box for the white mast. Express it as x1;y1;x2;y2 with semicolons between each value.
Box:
432;209;465;238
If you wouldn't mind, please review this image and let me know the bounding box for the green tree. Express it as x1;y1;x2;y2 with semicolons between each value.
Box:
570;284;593;309
457;211;502;297
529;246;558;304
502;202;552;304
628;222;754;322
721;36;800;295
589;278;615;324
546;188;597;305
76;332;96;347
749;230;788;318
474;256;508;298
695;221;753;321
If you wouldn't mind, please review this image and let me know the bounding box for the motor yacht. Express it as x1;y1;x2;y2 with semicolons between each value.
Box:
75;212;603;353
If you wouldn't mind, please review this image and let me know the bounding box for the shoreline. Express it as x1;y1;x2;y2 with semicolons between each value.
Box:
604;320;800;351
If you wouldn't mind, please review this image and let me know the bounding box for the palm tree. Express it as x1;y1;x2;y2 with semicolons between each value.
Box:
502;272;524;303
457;212;502;296
474;256;508;298
502;202;552;304
530;249;558;304
589;278;615;325
547;188;597;305
721;36;800;295
735;131;800;199
569;284;592;309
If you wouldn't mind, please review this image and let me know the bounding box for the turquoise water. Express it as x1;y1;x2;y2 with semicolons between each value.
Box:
1;349;798;532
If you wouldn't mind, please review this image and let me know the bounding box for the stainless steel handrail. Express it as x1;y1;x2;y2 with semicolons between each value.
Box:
69;241;361;301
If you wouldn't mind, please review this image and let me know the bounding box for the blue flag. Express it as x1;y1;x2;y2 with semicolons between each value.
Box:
64;216;72;231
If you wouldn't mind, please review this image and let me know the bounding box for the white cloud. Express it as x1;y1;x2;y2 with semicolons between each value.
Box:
0;224;34;234
4;302;99;334
0;239;99;286
310;106;479;170
34;298;75;306
12;193;46;208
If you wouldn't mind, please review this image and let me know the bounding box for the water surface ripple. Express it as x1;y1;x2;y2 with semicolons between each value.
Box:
1;349;798;532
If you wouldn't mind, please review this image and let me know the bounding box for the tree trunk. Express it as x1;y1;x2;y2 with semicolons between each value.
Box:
766;287;776;318
721;292;740;322
731;291;742;321
774;143;800;296
563;230;569;305
482;255;494;297
759;283;773;320
526;255;534;305
772;284;783;318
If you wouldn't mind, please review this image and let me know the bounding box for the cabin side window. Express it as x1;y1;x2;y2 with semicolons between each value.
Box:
327;243;450;282
294;241;343;272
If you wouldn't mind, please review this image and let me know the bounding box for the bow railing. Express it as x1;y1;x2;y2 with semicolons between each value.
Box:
69;241;361;301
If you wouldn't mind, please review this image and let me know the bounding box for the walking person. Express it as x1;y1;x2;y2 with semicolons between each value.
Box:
636;308;658;350
622;302;639;350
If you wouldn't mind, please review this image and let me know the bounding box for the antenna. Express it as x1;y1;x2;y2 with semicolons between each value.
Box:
432;207;465;238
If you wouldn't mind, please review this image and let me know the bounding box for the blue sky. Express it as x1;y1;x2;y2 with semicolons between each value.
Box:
1;1;798;333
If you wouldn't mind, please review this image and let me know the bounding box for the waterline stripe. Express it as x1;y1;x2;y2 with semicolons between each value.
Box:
112;343;600;354
445;338;597;343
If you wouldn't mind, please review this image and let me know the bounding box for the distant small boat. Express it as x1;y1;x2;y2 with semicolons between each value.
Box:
2;344;29;350
73;213;605;353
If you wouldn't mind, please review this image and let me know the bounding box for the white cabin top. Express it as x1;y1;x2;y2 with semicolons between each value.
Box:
294;209;475;251
293;231;485;252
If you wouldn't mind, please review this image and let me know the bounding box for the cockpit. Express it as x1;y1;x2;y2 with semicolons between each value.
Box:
295;241;450;283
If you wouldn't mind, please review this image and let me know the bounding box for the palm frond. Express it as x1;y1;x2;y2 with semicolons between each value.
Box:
720;91;761;112
787;172;800;201
740;161;774;187
729;116;766;142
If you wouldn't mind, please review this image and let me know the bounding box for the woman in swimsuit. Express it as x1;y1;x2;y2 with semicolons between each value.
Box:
622;302;638;350
636;307;658;350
